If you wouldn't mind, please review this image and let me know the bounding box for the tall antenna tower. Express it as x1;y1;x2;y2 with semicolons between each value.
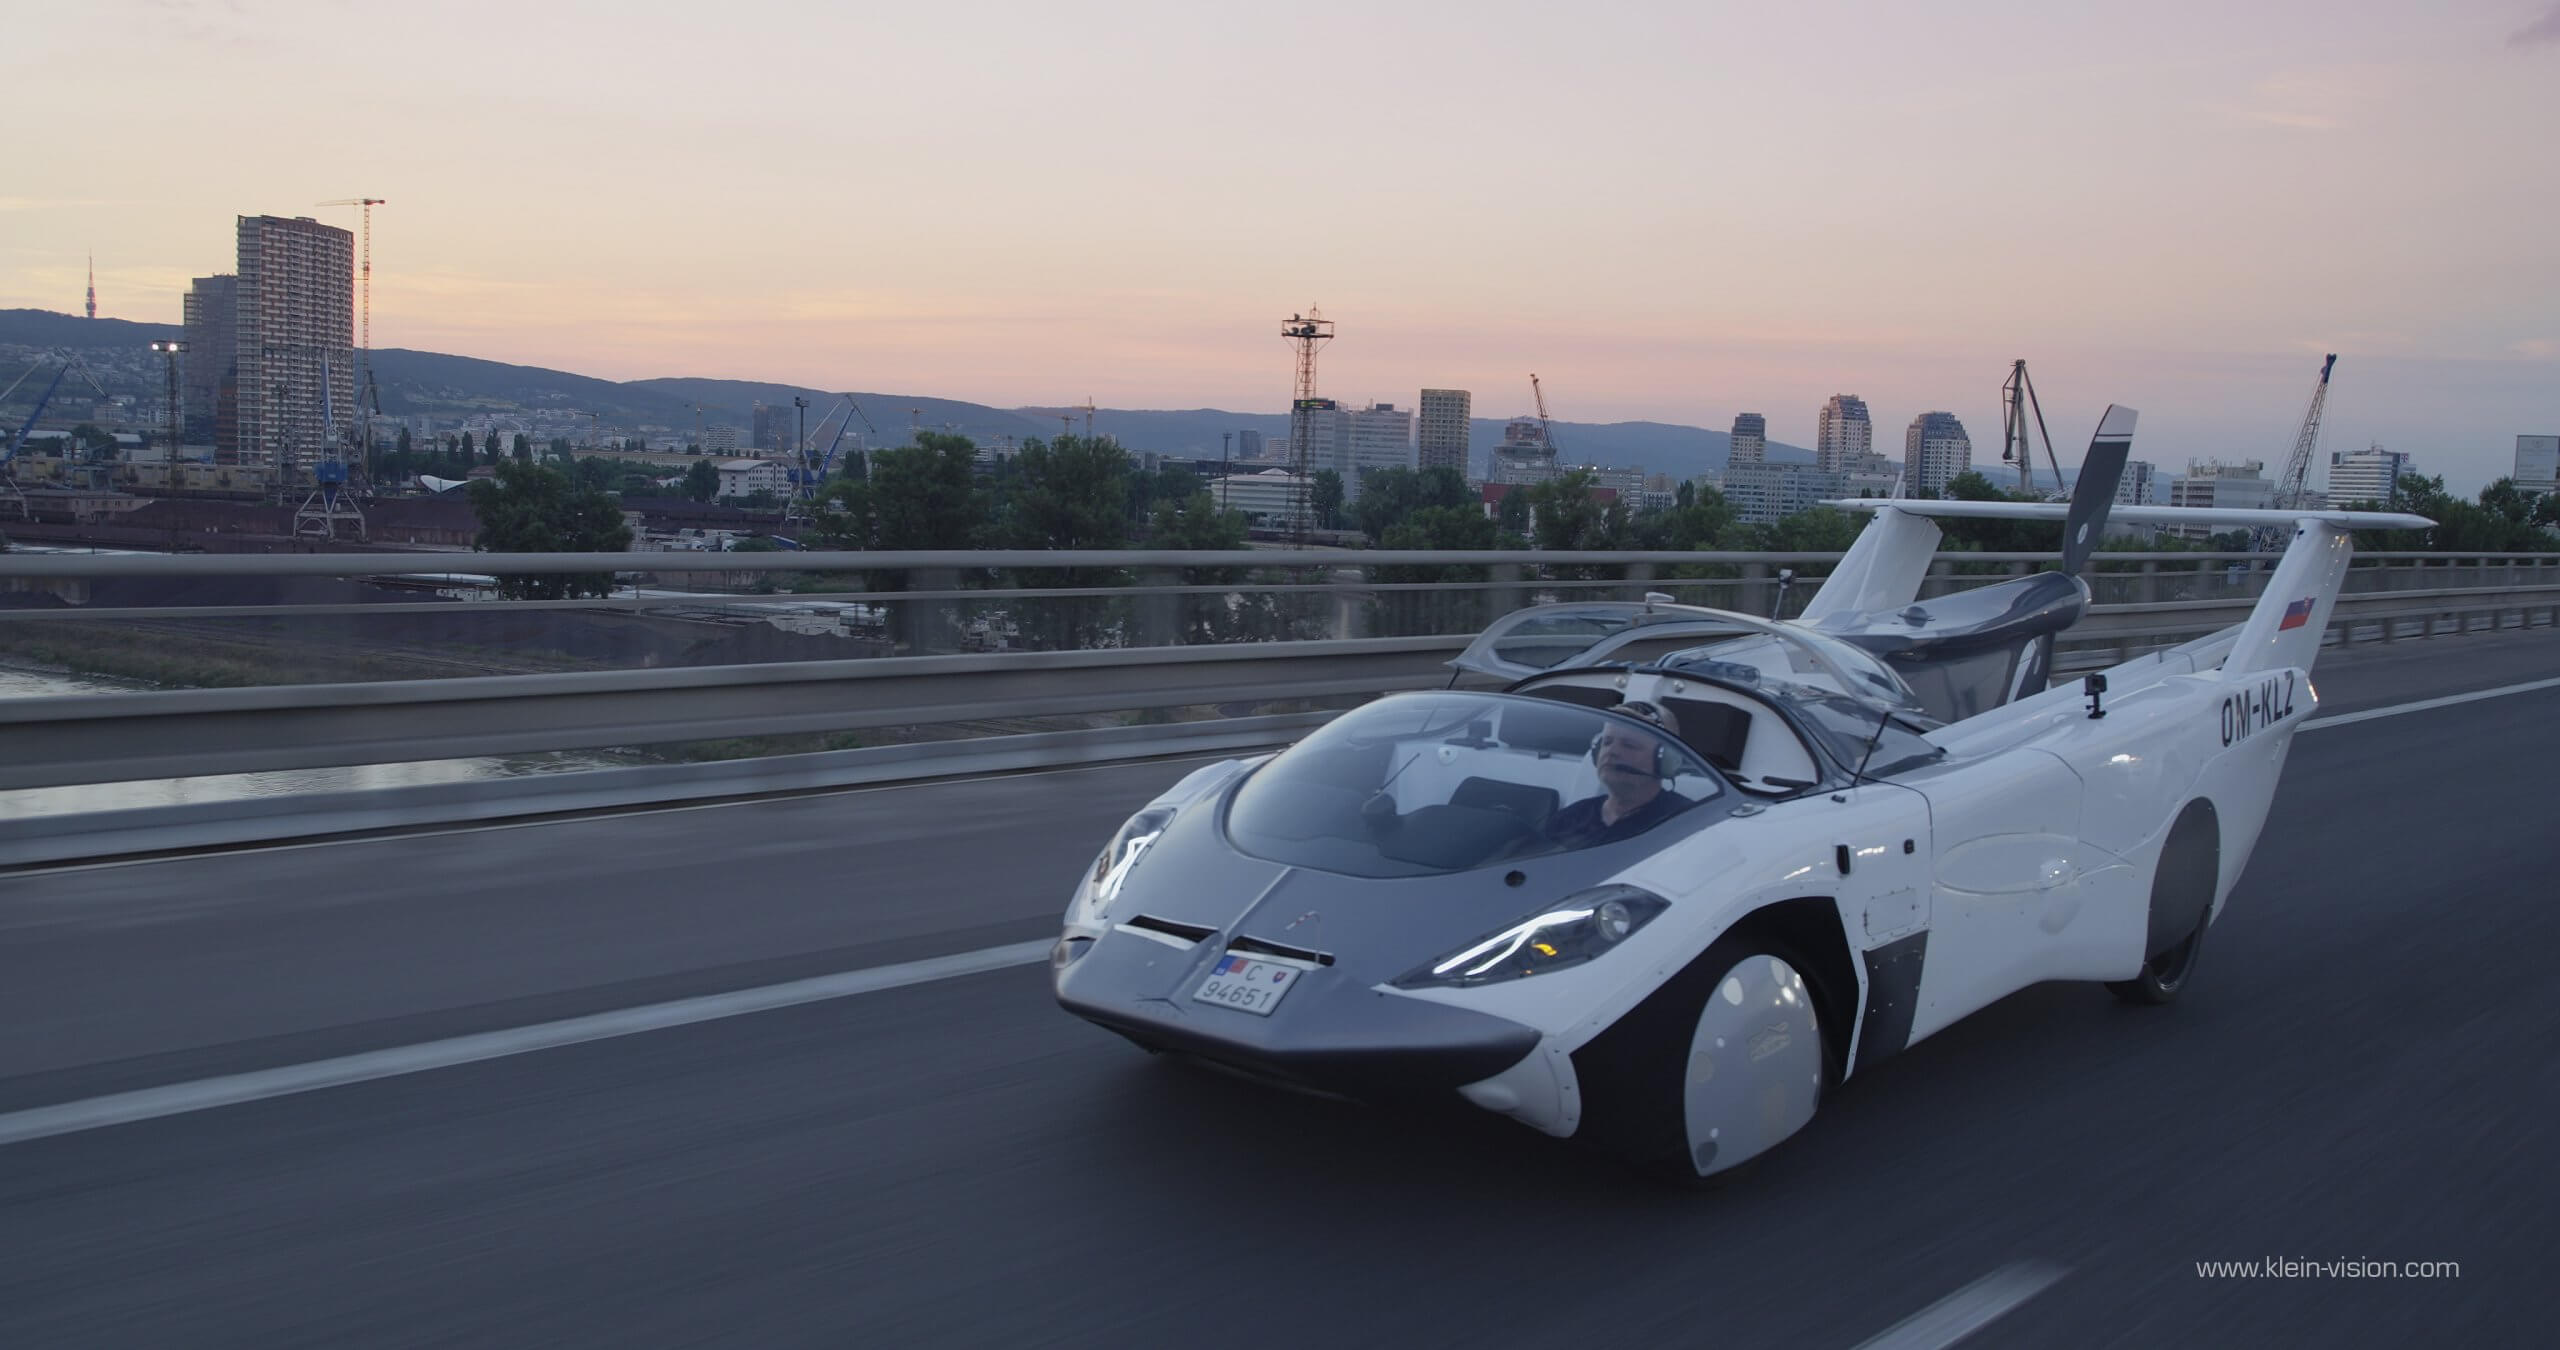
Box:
85;253;96;319
1280;308;1334;544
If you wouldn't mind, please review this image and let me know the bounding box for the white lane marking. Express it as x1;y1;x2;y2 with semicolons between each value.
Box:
1850;1261;2069;1350
2302;674;2560;732
3;753;1241;879
0;939;1054;1148
9;671;2556;1144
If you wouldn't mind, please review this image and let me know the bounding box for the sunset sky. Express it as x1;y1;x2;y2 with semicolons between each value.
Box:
9;0;2557;489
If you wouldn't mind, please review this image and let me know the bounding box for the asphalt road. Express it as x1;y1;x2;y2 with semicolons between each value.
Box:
2;629;2554;1348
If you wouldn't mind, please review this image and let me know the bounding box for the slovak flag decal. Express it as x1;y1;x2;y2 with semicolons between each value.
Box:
2278;598;2315;631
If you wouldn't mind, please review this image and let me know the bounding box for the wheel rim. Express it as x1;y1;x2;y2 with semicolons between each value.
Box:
2148;925;2203;990
1679;954;1825;1177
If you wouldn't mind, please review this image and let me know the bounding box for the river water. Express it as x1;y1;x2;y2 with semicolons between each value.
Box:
0;667;627;820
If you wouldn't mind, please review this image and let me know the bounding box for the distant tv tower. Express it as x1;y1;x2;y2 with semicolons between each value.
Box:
86;253;96;319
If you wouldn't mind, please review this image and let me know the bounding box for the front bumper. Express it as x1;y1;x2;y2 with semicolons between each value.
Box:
1053;930;1541;1100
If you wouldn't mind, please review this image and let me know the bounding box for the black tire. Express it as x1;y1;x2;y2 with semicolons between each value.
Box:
2106;907;2206;1005
1574;933;1835;1187
2108;799;2219;1007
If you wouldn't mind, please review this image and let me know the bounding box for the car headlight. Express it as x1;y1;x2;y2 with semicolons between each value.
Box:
1079;807;1174;916
1393;885;1668;989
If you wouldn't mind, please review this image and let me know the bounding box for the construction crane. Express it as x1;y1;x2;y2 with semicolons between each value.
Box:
317;199;385;366
1530;373;1559;452
2254;354;2338;551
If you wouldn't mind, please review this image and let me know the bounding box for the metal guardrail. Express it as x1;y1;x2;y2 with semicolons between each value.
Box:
5;577;2557;794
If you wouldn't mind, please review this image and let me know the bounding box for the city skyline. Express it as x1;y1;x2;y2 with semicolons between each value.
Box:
7;1;2557;493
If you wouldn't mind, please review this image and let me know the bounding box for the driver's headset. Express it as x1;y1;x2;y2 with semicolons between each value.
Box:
1588;700;1678;777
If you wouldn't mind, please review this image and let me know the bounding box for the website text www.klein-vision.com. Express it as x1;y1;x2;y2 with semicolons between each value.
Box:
2195;1258;2461;1279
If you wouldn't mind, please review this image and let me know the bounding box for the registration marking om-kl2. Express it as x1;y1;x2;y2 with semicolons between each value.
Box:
2222;672;2299;746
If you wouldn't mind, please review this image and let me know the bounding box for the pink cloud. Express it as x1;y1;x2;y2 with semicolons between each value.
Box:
2513;4;2560;46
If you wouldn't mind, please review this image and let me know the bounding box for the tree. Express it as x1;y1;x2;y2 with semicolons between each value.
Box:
395;425;412;457
512;433;532;464
459;431;475;461
1632;483;1736;551
816;431;985;551
1309;469;1345;531
1348;464;1472;541
683;458;719;503
464;460;633;599
1000;433;1131;551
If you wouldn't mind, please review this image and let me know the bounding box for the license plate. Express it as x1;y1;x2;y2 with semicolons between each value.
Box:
1191;954;1304;1017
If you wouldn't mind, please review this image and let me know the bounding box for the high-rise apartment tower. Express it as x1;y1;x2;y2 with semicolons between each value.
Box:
1903;411;1972;496
1816;395;1871;473
1728;413;1767;465
182;274;239;455
233;215;355;476
1418;389;1471;475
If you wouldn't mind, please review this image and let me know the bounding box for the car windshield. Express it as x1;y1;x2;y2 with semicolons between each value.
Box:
1659;629;1926;716
1225;692;1723;879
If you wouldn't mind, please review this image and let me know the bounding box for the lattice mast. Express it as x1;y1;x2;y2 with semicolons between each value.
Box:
2255;353;2337;551
1280;308;1333;545
1998;359;2062;497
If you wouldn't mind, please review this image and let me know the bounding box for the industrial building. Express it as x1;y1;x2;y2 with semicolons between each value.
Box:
2169;459;2273;539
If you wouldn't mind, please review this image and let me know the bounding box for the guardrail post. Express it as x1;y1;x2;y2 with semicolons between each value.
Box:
1331;566;1371;641
1626;561;1656;603
903;567;957;654
1488;562;1524;628
1743;561;1769;614
2140;561;2161;604
1136;566;1181;648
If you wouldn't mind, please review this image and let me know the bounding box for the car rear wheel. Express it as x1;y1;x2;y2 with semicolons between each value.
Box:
2107;910;2207;1005
1575;935;1832;1186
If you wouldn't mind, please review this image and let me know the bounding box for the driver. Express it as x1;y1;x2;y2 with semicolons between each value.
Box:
1544;700;1695;847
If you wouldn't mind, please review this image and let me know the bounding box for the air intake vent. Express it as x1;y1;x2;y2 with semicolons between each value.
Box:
1229;934;1335;967
1125;915;1219;944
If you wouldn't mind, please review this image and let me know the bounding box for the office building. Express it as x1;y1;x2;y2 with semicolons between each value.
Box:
1719;462;1845;525
2169;459;2273;539
1841;451;1900;499
2117;459;2157;506
1728;413;1767;466
2326;445;2411;507
2512;434;2557;493
1488;417;1558;486
1215;467;1316;529
1816;395;1871;473
181;273;239;456
1235;429;1264;461
1343;401;1415;495
1903;411;1972;496
233;214;355;475
1418;388;1471;475
716;458;791;500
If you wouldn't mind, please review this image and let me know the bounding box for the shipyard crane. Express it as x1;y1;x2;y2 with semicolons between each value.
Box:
1;354;108;518
2254;354;2338;551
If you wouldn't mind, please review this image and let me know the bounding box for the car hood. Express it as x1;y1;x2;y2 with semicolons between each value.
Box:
1096;781;1718;992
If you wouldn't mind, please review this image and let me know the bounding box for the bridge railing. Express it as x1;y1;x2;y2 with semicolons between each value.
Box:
1;548;2555;797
